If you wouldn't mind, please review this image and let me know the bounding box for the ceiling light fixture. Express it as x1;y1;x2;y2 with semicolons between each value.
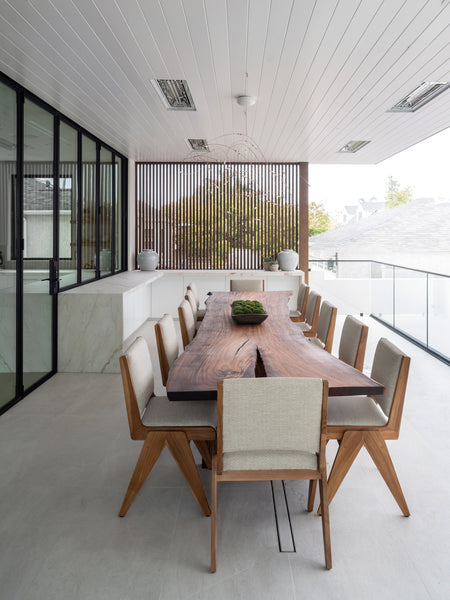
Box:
151;79;196;110
186;138;210;152
338;140;371;153
389;82;450;112
236;95;256;107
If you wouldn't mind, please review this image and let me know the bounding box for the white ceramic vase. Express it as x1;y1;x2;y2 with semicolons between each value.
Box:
277;249;298;271
137;249;159;271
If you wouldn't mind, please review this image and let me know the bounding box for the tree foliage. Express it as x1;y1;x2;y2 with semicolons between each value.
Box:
161;167;298;268
308;201;333;236
384;175;414;209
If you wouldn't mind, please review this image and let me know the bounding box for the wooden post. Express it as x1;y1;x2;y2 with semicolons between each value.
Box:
299;162;309;284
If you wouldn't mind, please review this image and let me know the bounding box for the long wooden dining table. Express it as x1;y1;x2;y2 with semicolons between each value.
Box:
166;291;383;400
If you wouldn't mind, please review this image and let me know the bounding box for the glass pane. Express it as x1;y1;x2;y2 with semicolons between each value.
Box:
81;136;96;281
59;121;78;288
23;99;54;389
99;147;112;276
428;274;450;359
0;81;17;408
114;155;122;271
394;267;427;344
371;263;394;326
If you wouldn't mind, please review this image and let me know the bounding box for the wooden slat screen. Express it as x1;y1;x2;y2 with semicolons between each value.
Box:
136;162;300;270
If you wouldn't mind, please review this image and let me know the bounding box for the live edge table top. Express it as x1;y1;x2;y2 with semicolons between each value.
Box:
166;291;384;401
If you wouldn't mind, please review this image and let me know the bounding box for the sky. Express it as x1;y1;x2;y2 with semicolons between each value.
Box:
309;126;450;216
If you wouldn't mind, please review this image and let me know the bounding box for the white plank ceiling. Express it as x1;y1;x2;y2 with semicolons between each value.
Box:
0;0;449;164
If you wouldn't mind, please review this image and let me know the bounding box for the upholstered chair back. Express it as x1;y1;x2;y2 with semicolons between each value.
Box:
338;315;367;370
297;282;309;312
178;299;196;347
316;301;336;345
230;279;264;292
220;377;325;470
305;290;320;326
185;289;198;321
370;338;407;418
187;282;200;308
122;337;154;417
155;314;179;387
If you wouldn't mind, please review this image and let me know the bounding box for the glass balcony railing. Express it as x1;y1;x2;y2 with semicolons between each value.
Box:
309;260;450;365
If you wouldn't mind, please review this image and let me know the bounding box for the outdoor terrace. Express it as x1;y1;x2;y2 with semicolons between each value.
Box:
1;313;448;600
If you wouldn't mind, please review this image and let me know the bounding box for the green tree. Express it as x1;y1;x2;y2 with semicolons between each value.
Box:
309;201;333;236
384;175;414;209
161;167;298;268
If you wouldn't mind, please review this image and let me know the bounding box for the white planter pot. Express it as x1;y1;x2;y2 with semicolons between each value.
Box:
137;249;159;271
277;249;298;271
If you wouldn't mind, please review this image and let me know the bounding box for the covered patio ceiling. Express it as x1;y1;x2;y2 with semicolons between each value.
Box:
0;0;449;164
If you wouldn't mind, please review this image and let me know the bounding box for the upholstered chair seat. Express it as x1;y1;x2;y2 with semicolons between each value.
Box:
327;395;388;427
141;396;217;428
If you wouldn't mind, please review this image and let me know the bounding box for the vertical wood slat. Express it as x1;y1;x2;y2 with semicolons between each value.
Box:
135;162;301;270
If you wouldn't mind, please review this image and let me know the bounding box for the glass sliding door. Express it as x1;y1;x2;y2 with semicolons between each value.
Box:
0;81;17;409
59;121;79;288
81;135;97;281
22;99;56;390
99;147;112;276
114;155;122;272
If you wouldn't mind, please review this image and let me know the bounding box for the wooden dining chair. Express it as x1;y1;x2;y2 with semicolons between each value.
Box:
211;377;331;572
155;313;214;468
308;338;411;517
178;298;196;349
338;315;368;371
309;300;337;353
230;279;264;292
118;337;216;518
187;282;206;321
290;282;309;322
296;290;321;337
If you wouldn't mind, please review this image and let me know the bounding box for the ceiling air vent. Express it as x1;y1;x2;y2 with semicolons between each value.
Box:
389;82;450;112
152;79;196;111
338;140;371;154
186;139;210;152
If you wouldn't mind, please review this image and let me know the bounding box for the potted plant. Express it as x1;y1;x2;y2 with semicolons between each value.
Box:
268;259;279;272
263;256;274;271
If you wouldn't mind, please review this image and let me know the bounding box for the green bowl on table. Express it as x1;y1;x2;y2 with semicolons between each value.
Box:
231;300;268;324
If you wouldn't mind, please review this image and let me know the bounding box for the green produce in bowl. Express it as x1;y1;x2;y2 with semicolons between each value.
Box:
231;300;266;315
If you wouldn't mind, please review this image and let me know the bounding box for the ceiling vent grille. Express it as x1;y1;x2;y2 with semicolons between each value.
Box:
389;82;450;112
152;79;196;111
338;140;371;154
186;139;210;152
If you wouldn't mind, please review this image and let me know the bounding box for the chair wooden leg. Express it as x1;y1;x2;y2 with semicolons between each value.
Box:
319;477;332;569
119;431;166;517
318;431;364;514
307;480;317;512
166;432;211;516
194;440;212;469
210;455;218;573
327;430;364;504
363;431;410;516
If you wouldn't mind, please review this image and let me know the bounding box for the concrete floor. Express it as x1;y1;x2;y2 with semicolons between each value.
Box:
0;315;449;600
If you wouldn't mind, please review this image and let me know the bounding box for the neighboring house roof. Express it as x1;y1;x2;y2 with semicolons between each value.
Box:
23;177;73;211
309;198;450;257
